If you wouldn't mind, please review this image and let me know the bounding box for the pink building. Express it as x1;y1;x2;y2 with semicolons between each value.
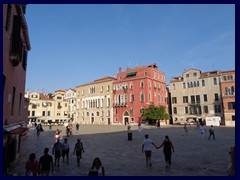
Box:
3;4;31;175
112;64;167;125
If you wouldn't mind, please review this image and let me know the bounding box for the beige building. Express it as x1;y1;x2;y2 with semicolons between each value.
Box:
27;90;69;125
76;77;116;125
169;69;223;125
64;88;77;122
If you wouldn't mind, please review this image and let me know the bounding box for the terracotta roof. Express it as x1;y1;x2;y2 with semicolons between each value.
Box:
39;93;54;101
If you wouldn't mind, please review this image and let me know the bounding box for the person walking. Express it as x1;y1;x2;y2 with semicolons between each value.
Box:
38;148;54;176
157;120;160;129
138;122;142;132
127;122;131;131
157;135;175;167
73;138;85;167
52;138;62;167
55;129;60;142
25;153;39;176
183;123;188;135
142;134;157;167
76;123;80;134
62;138;70;164
88;157;105;176
200;125;207;139
208;125;215;140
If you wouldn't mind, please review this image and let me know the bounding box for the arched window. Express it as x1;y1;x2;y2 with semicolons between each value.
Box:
213;78;217;85
140;108;144;114
130;108;134;115
130;93;134;102
130;82;133;89
140;92;144;102
183;83;186;89
140;80;144;88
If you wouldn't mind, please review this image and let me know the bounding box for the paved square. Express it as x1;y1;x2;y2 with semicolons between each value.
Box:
11;124;235;176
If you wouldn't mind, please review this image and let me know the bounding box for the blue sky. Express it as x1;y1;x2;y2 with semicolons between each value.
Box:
25;4;235;94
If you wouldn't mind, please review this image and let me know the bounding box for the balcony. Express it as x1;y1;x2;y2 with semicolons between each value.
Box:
188;102;201;106
222;92;235;97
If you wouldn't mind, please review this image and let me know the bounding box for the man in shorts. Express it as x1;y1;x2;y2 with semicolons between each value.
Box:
142;134;157;167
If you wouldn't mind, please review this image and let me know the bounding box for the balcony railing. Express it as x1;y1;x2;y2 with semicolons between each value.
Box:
222;92;235;97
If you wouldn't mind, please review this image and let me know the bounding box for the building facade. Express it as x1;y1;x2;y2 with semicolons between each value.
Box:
64;89;77;122
169;69;223;125
76;77;116;125
27;90;69;125
113;64;168;125
220;70;235;126
3;4;31;175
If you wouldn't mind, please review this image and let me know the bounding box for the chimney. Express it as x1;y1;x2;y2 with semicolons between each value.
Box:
119;67;122;73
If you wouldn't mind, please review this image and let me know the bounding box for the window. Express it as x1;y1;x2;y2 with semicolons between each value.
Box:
116;117;118;122
48;111;51;116
130;108;134;115
11;86;16;115
194;82;196;87
186;74;189;77
222;76;227;81
187;82;190;88
131;118;134;122
191;95;195;104
183;83;186;89
183;96;188;103
148;81;151;87
185;107;188;114
115;109;118;114
130;82;133;89
140;92;144;102
196;95;200;104
172;97;177;104
204;94;208;102
107;85;110;92
130;93;134;102
173;107;177;114
214;93;219;101
202;80;205;86
227;75;233;80
140;81;144;88
18;93;22;116
140;108;144;114
228;102;235;110
214;105;221;113
193;72;197;76
42;111;45;116
226;86;235;95
145;72;148;76
57;96;62;100
204;106;208;113
173;84;175;90
197;81;199;87
213;78;217;85
32;111;35;116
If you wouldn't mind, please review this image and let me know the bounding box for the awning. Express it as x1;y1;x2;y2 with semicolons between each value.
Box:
126;72;137;77
7;127;29;136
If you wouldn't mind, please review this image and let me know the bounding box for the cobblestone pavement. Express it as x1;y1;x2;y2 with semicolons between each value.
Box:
10;124;235;176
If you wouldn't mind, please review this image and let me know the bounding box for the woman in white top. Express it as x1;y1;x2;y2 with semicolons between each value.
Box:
88;157;105;176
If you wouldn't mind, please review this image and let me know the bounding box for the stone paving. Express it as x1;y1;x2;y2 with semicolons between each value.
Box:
11;124;235;176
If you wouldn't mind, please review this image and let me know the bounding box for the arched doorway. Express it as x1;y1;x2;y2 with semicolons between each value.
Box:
123;111;129;125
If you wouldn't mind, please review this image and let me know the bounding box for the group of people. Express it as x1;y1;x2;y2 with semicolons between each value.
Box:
25;137;105;176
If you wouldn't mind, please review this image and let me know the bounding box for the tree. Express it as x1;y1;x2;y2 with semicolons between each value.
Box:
142;104;170;125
